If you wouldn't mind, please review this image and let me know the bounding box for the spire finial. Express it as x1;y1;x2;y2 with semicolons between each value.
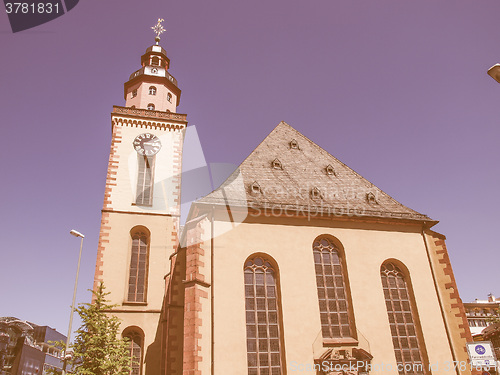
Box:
151;18;166;45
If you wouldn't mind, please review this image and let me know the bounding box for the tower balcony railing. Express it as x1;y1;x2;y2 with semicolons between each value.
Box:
112;106;187;122
128;67;178;87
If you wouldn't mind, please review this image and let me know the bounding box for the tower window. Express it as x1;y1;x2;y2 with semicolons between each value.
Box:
147;103;155;111
381;262;428;375
151;57;160;66
132;89;137;98
313;236;355;339
149;86;157;96
167;92;172;103
123;328;144;375
127;227;150;303
136;155;155;206
244;255;284;375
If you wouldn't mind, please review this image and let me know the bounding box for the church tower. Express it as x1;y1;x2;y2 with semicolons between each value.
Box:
93;19;187;375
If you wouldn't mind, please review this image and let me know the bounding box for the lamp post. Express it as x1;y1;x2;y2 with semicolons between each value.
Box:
62;229;85;375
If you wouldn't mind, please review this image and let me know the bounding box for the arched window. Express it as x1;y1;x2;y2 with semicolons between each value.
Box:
149;86;156;95
147;103;155;110
132;89;137;98
123;328;143;375
136;155;155;206
167;92;172;102
127;227;149;303
381;262;427;375
313;236;354;339
151;57;159;66
244;255;284;375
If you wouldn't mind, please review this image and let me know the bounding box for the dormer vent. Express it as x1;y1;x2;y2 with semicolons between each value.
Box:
290;139;299;149
326;165;336;176
311;187;323;200
272;159;282;170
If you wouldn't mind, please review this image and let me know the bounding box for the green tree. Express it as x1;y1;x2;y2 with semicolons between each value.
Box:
56;283;132;375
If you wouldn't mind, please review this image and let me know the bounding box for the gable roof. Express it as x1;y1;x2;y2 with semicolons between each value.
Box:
196;122;434;224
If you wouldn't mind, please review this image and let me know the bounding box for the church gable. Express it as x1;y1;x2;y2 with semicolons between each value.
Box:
198;122;434;223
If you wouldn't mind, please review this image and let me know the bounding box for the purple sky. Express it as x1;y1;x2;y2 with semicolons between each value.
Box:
1;0;499;335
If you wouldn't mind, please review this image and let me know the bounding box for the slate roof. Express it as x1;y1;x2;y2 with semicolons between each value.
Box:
196;122;434;223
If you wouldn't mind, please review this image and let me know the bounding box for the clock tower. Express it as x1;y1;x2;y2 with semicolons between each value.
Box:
93;19;187;375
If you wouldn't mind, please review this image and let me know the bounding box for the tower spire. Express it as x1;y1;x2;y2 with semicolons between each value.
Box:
151;18;165;45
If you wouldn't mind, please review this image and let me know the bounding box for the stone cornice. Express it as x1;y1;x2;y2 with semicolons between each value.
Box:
111;106;187;131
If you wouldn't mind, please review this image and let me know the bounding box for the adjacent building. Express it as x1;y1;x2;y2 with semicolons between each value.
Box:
464;294;500;337
0;317;65;375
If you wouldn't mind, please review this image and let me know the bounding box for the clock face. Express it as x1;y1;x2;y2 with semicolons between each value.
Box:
133;133;162;156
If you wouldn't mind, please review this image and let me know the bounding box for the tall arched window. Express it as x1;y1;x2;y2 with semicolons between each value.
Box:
167;92;172;102
123;328;143;375
313;236;355;340
151;57;159;66
136;155;154;206
381;262;427;375
244;255;284;375
127;227;149;303
149;86;156;95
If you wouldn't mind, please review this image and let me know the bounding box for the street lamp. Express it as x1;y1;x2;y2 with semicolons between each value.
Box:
487;63;500;84
62;229;85;375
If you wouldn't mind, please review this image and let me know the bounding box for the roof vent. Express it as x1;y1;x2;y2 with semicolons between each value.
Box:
250;181;262;194
289;139;299;149
272;158;282;170
311;187;323;200
326;164;336;176
366;192;378;204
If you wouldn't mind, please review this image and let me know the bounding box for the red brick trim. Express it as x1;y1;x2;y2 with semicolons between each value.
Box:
93;124;122;297
425;231;473;374
182;221;208;375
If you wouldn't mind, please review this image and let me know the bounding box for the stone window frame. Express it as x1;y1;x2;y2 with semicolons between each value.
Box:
313;235;357;345
149;86;157;96
244;254;285;375
123;326;144;375
126;226;150;304
381;261;429;375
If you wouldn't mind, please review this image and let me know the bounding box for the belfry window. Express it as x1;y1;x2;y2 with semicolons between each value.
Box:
149;86;157;95
147;103;155;111
313;236;355;339
381;262;428;375
123;328;143;375
127;228;150;303
151;56;159;66
136;155;155;206
244;256;284;375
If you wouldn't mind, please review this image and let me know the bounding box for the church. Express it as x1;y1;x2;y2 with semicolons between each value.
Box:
93;20;473;375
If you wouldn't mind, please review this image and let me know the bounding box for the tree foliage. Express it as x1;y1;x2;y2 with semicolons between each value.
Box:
61;283;132;375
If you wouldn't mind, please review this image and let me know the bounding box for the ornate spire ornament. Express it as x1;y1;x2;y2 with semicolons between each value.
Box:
151;18;166;45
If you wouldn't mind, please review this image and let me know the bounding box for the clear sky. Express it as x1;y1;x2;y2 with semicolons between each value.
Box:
1;0;499;335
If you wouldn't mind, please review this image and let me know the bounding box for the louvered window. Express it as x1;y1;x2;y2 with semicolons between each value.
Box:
313;237;354;339
136;156;154;206
245;256;283;375
381;263;427;375
127;229;149;302
124;330;142;375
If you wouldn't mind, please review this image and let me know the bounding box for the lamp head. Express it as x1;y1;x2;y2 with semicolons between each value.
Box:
70;230;85;238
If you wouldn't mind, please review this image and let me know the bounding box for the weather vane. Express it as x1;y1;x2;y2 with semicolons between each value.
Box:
152;18;165;45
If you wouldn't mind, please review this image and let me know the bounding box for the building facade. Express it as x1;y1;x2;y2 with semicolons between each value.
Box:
94;26;473;375
463;295;500;337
